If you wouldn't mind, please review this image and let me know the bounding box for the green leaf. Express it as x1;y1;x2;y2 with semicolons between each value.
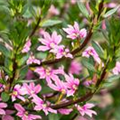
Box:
81;58;96;72
107;75;120;82
48;114;61;120
0;66;12;77
41;0;52;17
17;54;29;67
19;66;29;79
40;19;62;27
103;6;120;18
0;43;12;58
22;3;35;18
1;92;10;102
0;79;6;84
77;1;89;18
92;41;104;59
5;58;13;72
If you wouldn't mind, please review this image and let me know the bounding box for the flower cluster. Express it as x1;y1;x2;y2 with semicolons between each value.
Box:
0;21;105;119
0;0;119;119
0;80;97;119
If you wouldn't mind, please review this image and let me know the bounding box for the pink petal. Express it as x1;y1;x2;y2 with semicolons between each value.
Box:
58;108;73;115
0;103;7;108
0;109;6;115
14;104;25;112
29;114;41;119
74;22;79;31
84;103;95;108
34;84;41;93
37;46;50;51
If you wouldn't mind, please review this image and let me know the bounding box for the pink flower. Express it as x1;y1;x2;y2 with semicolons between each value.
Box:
65;74;80;97
69;60;82;75
102;20;106;30
23;82;41;97
70;0;76;4
34;66;64;83
48;5;60;15
14;103;41;120
2;110;15;120
107;3;117;8
48;77;67;94
75;103;97;117
22;40;31;53
63;22;87;40
39;28;46;36
11;84;26;102
82;46;102;64
32;95;57;115
58;108;73;115
37;31;62;52
112;61;120;75
0;102;7;115
27;54;41;65
83;80;93;87
51;45;73;59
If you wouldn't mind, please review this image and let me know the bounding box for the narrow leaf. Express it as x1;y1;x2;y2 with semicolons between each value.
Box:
81;58;96;72
92;41;104;58
77;1;89;18
103;6;120;18
40;19;62;27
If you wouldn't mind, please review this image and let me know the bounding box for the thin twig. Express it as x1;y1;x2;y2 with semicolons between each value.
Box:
29;16;41;38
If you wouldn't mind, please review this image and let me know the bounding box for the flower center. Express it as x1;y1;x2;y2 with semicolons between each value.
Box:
12;90;18;96
24;111;29;118
63;51;67;55
50;42;56;48
61;89;66;94
42;104;47;108
73;84;77;90
46;69;51;76
31;90;34;94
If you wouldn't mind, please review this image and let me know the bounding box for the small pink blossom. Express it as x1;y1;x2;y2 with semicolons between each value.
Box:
112;61;120;75
82;46;102;64
37;31;62;52
11;84;26;102
14;103;41;120
64;74;80;97
75;103;97;117
48;5;60;15
39;28;46;36
70;0;76;4
58;108;73;115
23;82;41;97
2;110;15;120
0;102;7;115
22;40;31;53
107;3;117;8
69;60;82;75
63;22;87;40
86;2;93;15
102;20;106;30
27;54;41;65
32;95;57;115
83;80;93;87
34;66;64;83
48;77;67;94
51;45;73;59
